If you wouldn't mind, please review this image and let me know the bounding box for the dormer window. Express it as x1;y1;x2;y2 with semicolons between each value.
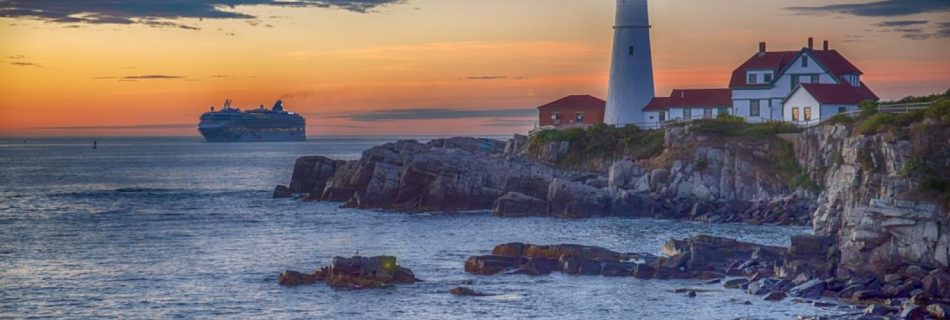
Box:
764;73;773;83
748;73;758;84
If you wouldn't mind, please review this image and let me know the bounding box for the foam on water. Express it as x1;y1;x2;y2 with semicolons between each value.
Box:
0;137;856;319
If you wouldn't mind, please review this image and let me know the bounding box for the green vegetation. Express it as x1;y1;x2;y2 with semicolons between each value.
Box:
679;114;801;140
852;91;950;135
528;124;665;169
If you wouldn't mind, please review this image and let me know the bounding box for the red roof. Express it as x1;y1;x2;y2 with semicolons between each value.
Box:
729;51;798;89
795;83;878;105
643;89;731;111
729;49;865;89
537;95;605;110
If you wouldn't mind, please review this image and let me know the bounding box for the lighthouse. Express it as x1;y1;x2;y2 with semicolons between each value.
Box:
604;0;655;126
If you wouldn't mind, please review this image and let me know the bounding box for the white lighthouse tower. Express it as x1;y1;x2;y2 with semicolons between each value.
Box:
604;0;655;126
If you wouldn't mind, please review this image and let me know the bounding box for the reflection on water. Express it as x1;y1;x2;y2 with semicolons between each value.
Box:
0;137;852;319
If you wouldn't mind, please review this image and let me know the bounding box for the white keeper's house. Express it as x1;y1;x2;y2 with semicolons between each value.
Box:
642;38;879;128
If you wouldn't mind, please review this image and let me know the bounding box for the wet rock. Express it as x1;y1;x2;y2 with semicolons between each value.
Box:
900;304;927;320
864;304;897;316
273;185;292;199
464;255;518;275
492;192;549;217
763;291;787;301
492;243;526;257
747;278;783;295
788;279;826;299
724;278;749;289
926;303;949;319
922;270;950;298
577;260;603;275
687;290;697;298
518;257;557;275
601;261;636;277
853;290;884;301
278;270;321;286
788;234;834;259
451;287;489;297
633;263;656;279
521;244;627;262
325;256;419;289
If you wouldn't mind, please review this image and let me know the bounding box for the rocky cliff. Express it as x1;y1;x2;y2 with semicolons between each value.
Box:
796;120;950;275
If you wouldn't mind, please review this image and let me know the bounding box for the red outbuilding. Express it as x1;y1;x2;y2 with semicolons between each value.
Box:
536;95;606;129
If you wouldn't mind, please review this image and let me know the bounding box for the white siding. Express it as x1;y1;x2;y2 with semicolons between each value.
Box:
783;88;819;125
821;104;858;119
733;50;840;123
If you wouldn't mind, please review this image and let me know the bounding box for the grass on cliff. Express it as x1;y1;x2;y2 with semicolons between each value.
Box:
845;89;950;207
675;114;802;140
528;124;665;169
853;89;950;135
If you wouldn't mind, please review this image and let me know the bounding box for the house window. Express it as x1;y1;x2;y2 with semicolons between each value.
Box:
704;108;713;118
748;73;758;84
764;73;773;83
811;74;820;83
838;107;847;114
576;112;585;123
551;112;561;120
750;100;760;117
792;75;800;88
802;56;809;68
792;107;800;121
659;112;667;121
629;46;634;56
804;107;812;121
718;107;728;115
684;108;692;119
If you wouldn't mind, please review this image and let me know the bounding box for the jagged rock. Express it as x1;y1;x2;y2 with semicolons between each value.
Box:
289;156;345;195
492;243;526;257
864;304;897;316
546;178;610;218
926;303;949;319
518;257;557;275
747;278;783;295
901;304;928;320
923;270;950;298
492;192;549;217
633;263;656;279
325;256;419;289
451;287;489;297
788;278;825;299
853;290;884;301
724;278;749;289
278;270;322;286
273;185;293;199
464;255;518;275
601;262;637;277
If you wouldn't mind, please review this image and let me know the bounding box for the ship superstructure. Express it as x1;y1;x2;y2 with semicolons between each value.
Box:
198;99;306;142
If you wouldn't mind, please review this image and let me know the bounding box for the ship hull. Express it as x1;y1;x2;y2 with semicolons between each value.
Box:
199;127;306;142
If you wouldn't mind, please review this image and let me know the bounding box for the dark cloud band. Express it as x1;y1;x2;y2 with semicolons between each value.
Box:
0;0;405;28
786;0;950;17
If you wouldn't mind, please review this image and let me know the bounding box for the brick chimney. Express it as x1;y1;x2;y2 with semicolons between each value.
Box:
808;37;814;50
758;42;766;56
823;40;829;51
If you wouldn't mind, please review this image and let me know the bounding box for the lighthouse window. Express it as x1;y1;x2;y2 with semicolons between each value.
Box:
629;46;634;56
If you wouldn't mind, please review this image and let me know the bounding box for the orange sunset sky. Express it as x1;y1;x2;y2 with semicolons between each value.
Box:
1;0;948;136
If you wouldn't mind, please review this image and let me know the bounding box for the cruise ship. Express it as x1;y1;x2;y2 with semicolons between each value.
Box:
198;99;306;142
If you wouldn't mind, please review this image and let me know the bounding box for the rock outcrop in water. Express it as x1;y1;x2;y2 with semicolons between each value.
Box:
279;255;419;289
280;134;813;223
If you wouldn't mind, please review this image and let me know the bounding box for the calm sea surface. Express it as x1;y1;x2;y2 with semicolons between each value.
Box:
0;137;853;319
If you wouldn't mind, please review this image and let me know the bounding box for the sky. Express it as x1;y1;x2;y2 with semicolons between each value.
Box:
0;0;948;137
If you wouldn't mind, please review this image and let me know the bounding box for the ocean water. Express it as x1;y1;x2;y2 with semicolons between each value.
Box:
0;137;855;319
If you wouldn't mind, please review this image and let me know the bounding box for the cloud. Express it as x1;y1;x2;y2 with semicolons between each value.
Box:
342;108;535;122
9;61;40;67
122;75;184;80
786;0;950;17
30;124;195;130
875;20;929;27
0;0;406;29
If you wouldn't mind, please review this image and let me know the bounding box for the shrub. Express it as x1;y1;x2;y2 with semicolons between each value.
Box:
859;100;879;116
